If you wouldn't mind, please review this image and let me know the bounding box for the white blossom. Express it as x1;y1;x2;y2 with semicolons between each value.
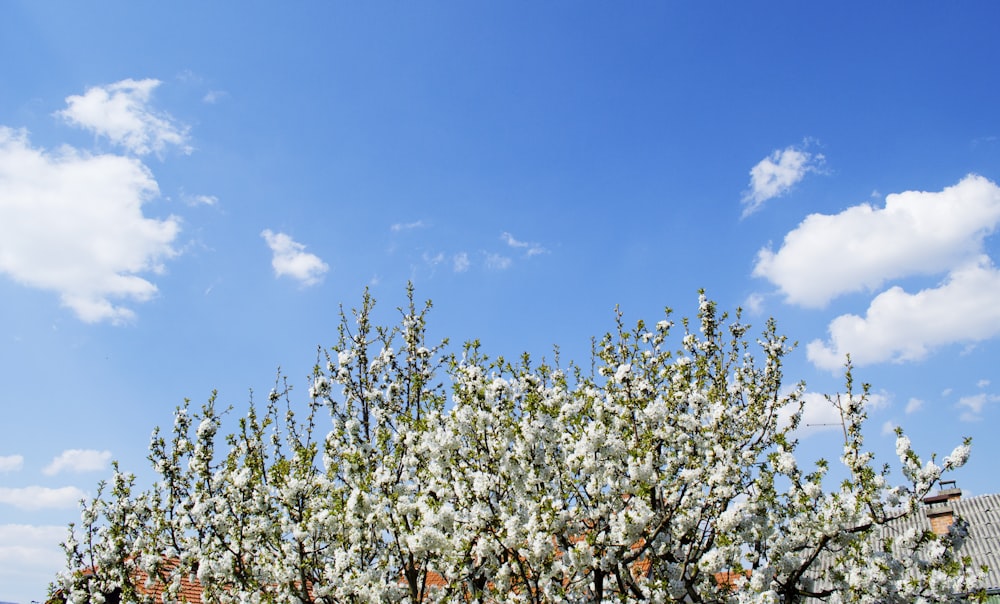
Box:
55;290;979;603
614;363;632;383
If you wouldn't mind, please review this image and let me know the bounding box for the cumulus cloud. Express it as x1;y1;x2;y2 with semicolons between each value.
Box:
865;391;891;411
453;252;470;273
754;175;1000;308
779;391;888;437
0;455;23;473
0;128;180;324
501;232;547;257
0;524;67;600
261;230;329;286
42;449;112;476
58;78;191;156
741;143;825;216
778;392;841;437
806;256;1000;370
0;524;65;557
0;486;86;510
905;397;924;414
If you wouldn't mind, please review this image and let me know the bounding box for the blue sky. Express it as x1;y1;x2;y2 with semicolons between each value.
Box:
2;2;1000;601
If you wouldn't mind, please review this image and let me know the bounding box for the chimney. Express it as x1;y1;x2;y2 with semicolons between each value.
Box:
923;480;962;536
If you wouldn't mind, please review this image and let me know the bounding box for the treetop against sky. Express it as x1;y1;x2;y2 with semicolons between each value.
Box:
2;3;1000;602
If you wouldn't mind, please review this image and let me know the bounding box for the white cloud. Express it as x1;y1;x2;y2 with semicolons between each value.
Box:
42;449;111;476
743;292;765;315
806;256;1000;370
485;253;512;270
957;392;999;422
183;193;217;206
779;392;842;437
0;486;85;510
977;379;991;389
57;78;191;156
741;143;824;216
0;455;23;473
501;232;547;257
453;252;470;273
754;174;1000;308
881;420;896;436
0;524;67;603
202;90;228;104
866;391;890;411
391;220;426;232
959;393;989;415
422;251;445;266
261;230;329;286
0;128;180;324
905;398;924;414
780;391;887;437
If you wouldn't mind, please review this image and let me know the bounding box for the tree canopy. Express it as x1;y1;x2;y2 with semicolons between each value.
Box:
54;288;982;603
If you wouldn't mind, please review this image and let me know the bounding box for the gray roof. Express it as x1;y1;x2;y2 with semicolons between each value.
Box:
805;492;1000;594
919;493;1000;590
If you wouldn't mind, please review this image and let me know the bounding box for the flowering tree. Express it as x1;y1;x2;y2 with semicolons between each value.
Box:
54;288;982;603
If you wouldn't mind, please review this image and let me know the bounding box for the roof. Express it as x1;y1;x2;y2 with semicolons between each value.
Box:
131;563;203;602
804;491;1000;596
909;492;1000;590
47;562;203;604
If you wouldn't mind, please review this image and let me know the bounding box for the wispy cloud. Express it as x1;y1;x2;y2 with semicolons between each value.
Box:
42;449;111;476
182;193;218;206
958;392;1000;422
743;292;765;315
391;220;426;232
0;455;23;473
971;135;997;149
0;127;180;324
202;90;228;104
0;486;86;510
261;230;329;286
422;251;445;266
741;142;825;216
418;250;474;275
57;78;192;156
905;398;924;414
501;232;547;257
485;253;512;270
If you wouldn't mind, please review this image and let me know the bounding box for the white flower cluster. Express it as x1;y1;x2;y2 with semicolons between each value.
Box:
55;290;978;603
